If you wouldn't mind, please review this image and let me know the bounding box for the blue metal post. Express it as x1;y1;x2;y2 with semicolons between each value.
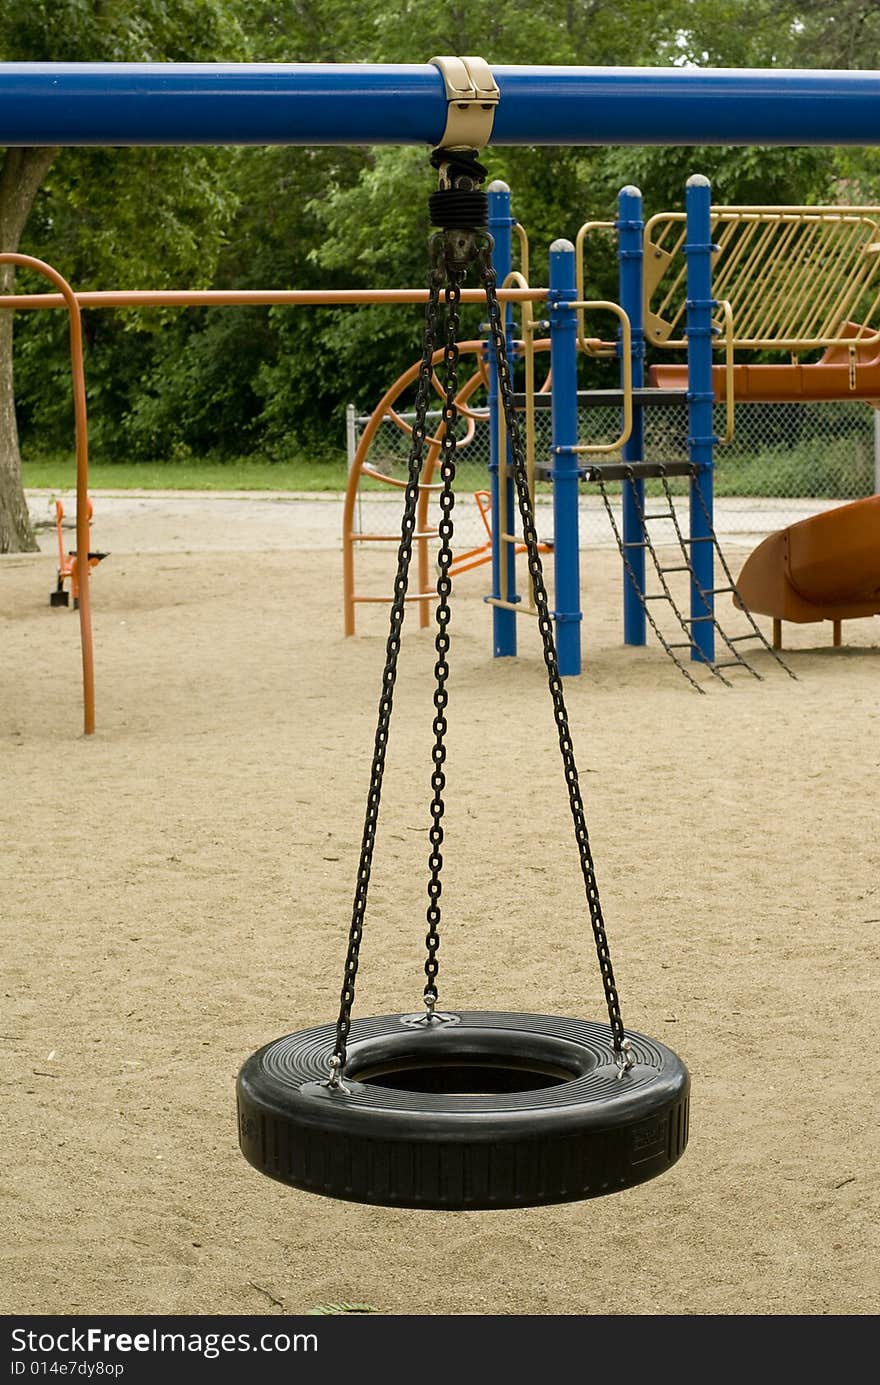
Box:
548;239;582;676
487;180;517;658
617;185;646;646
685;174;716;665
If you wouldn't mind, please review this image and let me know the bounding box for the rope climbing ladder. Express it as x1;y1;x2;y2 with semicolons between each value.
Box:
588;461;795;691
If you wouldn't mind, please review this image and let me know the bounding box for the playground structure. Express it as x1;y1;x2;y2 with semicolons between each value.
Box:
1;60;879;732
345;188;880;679
641;201;880;647
9;199;879;733
2;278;536;738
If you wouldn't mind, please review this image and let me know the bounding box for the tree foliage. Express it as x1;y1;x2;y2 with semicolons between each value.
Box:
6;0;880;469
0;0;250;546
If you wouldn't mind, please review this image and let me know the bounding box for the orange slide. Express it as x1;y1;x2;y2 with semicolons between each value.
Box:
649;323;880;402
734;494;880;646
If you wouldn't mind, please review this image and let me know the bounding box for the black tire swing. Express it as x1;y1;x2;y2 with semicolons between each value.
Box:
237;149;689;1210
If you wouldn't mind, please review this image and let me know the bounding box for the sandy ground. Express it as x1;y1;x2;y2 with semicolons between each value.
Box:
1;489;878;1317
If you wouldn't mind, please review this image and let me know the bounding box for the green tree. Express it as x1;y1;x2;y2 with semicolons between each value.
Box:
12;0;880;491
0;0;247;552
256;0;698;437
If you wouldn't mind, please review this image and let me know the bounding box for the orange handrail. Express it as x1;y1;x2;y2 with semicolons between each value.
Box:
0;254;94;735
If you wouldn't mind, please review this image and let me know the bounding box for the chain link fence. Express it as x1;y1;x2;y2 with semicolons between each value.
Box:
351;396;878;556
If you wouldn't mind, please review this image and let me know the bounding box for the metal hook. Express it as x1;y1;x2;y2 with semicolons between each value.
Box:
615;1038;635;1080
325;1054;351;1094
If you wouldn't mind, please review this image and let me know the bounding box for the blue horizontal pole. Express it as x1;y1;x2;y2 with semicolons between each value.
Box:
1;63;880;146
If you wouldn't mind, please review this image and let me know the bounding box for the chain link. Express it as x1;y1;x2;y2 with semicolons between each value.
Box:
478;244;629;1056
423;270;462;1006
330;254;445;1075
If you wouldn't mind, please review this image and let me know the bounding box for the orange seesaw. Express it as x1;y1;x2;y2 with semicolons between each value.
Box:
50;497;108;610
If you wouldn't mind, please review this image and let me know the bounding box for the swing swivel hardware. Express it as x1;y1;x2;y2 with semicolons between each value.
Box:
428;148;490;271
325;1053;351;1094
429;55;499;152
615;1038;635;1080
428;57;497;270
398;1004;462;1029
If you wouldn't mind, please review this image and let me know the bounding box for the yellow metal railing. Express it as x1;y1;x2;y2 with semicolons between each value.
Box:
575;220;617;357
513;220;530;285
569;300;634;454
718;299;735;445
645;206;880;353
494;269;538;608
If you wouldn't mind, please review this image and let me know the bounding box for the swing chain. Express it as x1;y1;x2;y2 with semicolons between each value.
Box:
329;259;445;1081
477;242;631;1064
328;154;632;1082
423;265;463;1009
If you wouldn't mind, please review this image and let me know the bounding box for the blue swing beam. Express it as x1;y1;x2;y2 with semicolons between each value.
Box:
3;61;879;676
0;62;879;146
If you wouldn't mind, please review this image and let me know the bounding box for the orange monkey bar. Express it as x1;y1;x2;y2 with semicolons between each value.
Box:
3;287;545;311
342;336;552;636
343;341;489;634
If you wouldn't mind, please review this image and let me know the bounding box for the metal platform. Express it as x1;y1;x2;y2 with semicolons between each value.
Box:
512;387;688;410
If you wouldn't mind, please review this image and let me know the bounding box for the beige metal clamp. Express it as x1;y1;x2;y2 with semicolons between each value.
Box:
429;56;500;150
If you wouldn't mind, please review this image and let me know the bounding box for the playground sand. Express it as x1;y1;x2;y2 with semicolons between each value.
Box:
1;491;878;1317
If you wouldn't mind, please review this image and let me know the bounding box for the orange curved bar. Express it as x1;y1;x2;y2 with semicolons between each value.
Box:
384;401;477;451
344;338;556;634
735;495;880;638
413;366;490;612
360;464;446;493
343;342;488;636
0;253;94;736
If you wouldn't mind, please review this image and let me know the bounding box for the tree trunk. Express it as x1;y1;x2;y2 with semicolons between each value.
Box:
0;146;60;553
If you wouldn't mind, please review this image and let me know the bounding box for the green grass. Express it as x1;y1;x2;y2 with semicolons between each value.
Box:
21;455;351;492
714;438;874;498
21;434;873;501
